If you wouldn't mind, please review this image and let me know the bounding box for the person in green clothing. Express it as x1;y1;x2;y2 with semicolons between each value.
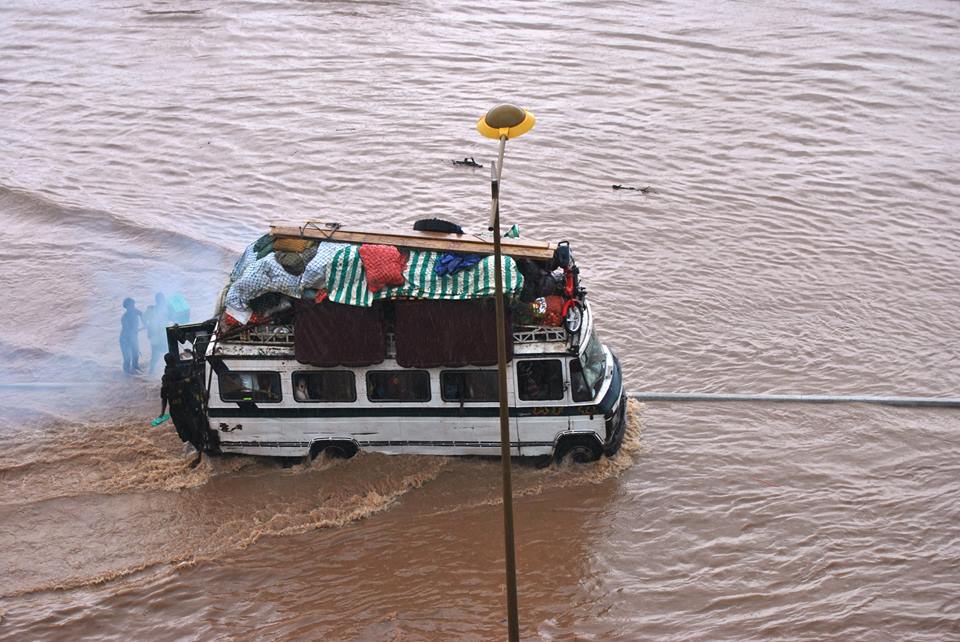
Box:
145;292;172;375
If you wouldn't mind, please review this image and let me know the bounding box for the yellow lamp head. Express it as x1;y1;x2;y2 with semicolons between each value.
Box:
477;104;535;140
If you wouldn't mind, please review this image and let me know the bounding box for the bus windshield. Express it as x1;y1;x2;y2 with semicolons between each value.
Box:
580;329;607;398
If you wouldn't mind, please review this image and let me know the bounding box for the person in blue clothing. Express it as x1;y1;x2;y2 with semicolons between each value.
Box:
120;297;143;374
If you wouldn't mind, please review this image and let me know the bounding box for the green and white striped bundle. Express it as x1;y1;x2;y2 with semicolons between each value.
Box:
325;246;524;307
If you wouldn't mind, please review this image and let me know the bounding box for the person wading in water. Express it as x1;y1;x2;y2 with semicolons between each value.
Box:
119;297;143;375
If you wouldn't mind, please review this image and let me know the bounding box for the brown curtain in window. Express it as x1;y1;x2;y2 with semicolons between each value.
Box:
294;300;386;366
394;298;512;368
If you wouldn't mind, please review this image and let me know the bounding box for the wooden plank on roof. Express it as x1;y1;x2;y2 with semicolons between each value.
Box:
269;222;557;260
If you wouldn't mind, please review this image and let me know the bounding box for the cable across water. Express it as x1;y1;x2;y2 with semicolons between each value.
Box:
627;392;960;408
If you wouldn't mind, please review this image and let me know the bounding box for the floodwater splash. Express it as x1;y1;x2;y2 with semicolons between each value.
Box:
227;454;451;548
0;403;644;600
424;400;647;516
0;413;240;507
519;398;646;493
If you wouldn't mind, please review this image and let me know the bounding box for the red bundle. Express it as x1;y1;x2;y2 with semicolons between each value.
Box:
358;244;407;292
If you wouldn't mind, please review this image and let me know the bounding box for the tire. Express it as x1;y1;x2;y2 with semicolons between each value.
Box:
554;436;603;464
310;441;358;460
564;303;583;334
413;218;464;234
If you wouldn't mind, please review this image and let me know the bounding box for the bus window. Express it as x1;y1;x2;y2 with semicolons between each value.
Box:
441;370;499;402
579;328;607;398
219;371;282;402
292;371;356;402
569;359;594;402
517;360;564;401
367;370;431;402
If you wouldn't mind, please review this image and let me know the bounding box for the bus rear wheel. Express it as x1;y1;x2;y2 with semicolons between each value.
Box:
310;441;359;461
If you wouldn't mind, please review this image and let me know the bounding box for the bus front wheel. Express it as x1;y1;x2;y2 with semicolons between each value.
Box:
554;436;603;464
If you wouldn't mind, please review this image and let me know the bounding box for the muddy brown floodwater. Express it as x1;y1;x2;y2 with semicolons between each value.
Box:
1;0;959;640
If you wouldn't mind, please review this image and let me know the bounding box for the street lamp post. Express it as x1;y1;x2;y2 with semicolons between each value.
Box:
476;103;535;642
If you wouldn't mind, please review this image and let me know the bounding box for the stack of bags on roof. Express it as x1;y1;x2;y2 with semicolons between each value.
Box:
223;234;526;326
224;235;348;324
